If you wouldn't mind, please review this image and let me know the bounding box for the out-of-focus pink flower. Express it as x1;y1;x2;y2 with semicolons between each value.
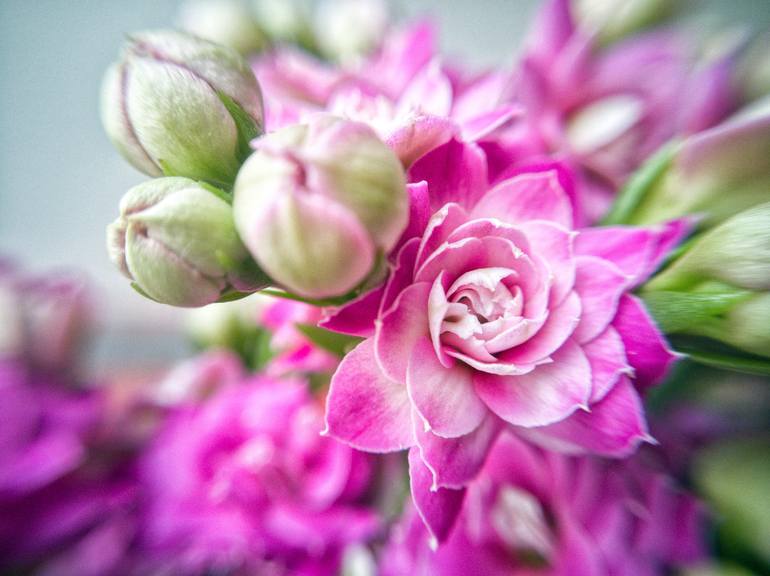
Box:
504;0;739;222
381;432;706;575
138;375;379;575
259;298;339;376
322;146;687;541
254;21;518;167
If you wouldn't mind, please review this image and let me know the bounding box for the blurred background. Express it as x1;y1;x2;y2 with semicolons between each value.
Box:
2;0;770;373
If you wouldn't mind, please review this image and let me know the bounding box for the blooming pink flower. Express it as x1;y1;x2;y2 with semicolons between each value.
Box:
322;142;686;541
254;20;518;167
381;432;706;575
501;0;739;222
138;375;379;575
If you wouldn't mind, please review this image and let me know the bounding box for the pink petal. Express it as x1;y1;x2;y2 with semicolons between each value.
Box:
497;291;582;365
407;337;488;438
414;414;501;489
415;202;469;270
324;339;414;452
376;282;431;382
474;339;591;427
612;295;678;392
387;115;457;168
521;220;576;304
415;237;488;287
394;181;432;251
320;284;385;337
572;256;629;344
472;170;574;228
408;447;466;545
584;326;632;403
409;139;489;212
460;105;521;142
381;237;421;314
398;59;453;117
524;376;650;457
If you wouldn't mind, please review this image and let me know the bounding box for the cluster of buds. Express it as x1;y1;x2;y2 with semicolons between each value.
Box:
102;30;408;306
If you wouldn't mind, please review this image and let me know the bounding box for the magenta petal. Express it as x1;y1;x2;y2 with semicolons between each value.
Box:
324;339;414;452
408;337;488;438
408;447;466;545
584;327;631;403
394;181;432;251
525;376;649;457
474;339;591;427
415;202;469;270
376;282;431;382
414;414;500;489
612;295;678;392
472;170;574;228
381;237;421;314
320;284;385;337
409;139;489;212
460;105;521;142
399;59;453;117
572;256;629;344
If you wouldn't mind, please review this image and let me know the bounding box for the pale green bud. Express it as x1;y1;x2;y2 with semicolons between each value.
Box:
234;116;407;298
315;0;388;64
177;0;268;55
101;29;263;186
107;177;266;307
574;0;679;46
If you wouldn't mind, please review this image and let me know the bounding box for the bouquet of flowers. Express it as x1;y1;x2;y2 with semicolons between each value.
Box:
3;0;770;574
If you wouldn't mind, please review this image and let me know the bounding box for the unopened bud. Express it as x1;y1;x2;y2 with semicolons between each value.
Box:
315;0;389;64
575;0;679;45
234;116;407;299
101;29;263;186
108;177;266;307
177;0;268;55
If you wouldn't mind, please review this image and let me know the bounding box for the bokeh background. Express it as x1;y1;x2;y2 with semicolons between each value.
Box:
2;0;769;372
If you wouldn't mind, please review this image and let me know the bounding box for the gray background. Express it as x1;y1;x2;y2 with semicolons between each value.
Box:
1;0;768;368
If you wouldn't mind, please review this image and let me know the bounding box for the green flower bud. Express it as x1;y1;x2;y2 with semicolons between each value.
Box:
177;0;268;55
101;29;263;186
574;0;679;46
605;111;770;227
233;116;407;299
647;202;770;292
107;177;266;307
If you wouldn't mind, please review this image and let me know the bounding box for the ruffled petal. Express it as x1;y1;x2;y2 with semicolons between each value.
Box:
583;326;632;403
572;256;629;343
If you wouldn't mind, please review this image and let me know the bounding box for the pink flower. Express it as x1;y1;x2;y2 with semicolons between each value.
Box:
504;0;739;222
254;21;518;167
138;375;379;575
381;432;706;575
322;144;686;541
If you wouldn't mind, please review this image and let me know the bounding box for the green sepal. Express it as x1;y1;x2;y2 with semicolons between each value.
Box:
295;323;363;357
601;140;679;225
667;334;770;375
641;289;752;334
130;281;160;303
217;91;261;163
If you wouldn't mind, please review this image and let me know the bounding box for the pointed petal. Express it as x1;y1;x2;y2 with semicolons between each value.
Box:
408;447;466;545
521;220;576;304
584;326;631;403
475;339;591;427
320;284;385;337
407;337;488;438
523;376;649;457
324;339;414;452
612;295;678;391
414;414;501;489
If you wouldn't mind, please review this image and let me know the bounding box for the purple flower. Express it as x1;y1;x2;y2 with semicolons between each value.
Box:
381;432;706;575
322;146;686;541
137;374;379;575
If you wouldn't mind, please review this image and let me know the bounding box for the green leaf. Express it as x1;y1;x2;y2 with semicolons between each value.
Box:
641;289;752;333
217;91;261;163
601;140;679;225
295;323;363;357
667;334;770;375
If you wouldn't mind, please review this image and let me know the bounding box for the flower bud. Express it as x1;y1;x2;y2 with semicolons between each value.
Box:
574;0;679;46
107;177;267;307
234;116;408;299
177;0;268;55
101;29;263;186
315;0;389;64
647;202;770;292
605;110;770;226
738;32;770;104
